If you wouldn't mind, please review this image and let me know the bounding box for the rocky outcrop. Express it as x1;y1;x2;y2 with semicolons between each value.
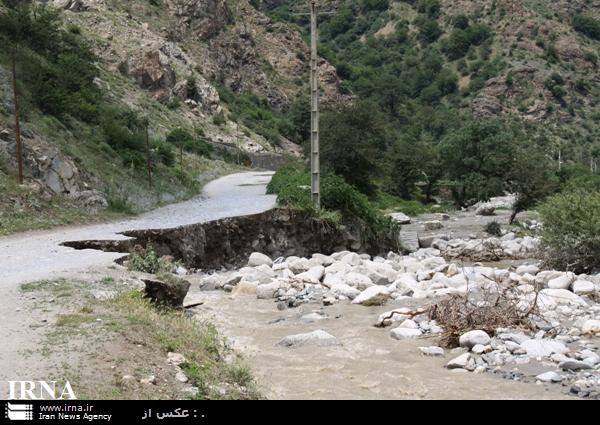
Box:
172;78;221;113
1;132;81;194
172;0;233;41
49;0;96;12
208;28;289;110
120;49;176;102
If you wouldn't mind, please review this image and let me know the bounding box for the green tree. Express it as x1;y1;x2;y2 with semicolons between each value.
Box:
320;101;387;196
388;138;424;199
416;16;442;44
540;190;600;273
441;120;516;207
507;148;558;224
166;128;193;169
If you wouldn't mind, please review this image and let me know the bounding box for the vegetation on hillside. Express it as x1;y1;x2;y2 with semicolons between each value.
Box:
0;1;245;232
254;0;600;224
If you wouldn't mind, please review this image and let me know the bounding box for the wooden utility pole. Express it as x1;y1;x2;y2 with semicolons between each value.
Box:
144;121;152;189
11;47;23;184
309;0;320;209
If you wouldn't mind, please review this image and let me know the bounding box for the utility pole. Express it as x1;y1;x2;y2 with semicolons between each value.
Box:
144;119;152;189
291;1;336;209
11;47;23;184
309;0;320;209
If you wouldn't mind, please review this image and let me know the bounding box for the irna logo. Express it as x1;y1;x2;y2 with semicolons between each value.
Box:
8;381;77;400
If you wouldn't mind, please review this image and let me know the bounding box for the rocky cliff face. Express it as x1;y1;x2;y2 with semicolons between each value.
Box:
54;0;341;113
0;0;344;201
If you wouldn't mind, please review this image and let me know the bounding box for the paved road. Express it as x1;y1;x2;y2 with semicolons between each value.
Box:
0;171;276;287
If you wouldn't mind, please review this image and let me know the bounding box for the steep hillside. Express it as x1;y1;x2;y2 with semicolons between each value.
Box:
0;0;339;234
265;0;600;162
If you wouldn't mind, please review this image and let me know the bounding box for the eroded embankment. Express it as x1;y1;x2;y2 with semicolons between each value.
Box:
62;209;399;270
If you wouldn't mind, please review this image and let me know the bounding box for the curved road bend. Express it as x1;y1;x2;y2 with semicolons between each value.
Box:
0;171;276;287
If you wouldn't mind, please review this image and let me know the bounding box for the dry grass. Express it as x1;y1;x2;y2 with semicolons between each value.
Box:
98;291;262;400
21;277;261;400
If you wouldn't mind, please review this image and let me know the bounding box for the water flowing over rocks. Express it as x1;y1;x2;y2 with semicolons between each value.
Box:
193;244;600;398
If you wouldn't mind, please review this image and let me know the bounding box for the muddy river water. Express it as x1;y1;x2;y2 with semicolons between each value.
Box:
188;288;573;400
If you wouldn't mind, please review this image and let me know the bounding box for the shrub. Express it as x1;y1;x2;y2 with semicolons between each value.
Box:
573;15;600;40
540;190;600;273
152;140;175;166
212;111;226;126
452;14;469;30
484;220;502;237
416;17;442;44
442;29;471;59
558;164;600;192
267;165;381;225
128;245;176;274
166;127;213;157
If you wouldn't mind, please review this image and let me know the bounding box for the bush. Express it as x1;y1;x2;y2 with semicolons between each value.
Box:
267;165;381;225
166;127;213;157
452;14;469;30
152;140;175;166
484;221;502;237
128;245;176;274
415;17;442;44
573;15;600;40
558;164;600;192
540;190;600;273
442;29;471;60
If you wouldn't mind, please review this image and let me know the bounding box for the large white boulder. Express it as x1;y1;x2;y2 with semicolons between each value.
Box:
341;252;362;266
351;285;390;306
547;273;575;290
446;353;471;369
581;320;600;335
344;272;374;290
516;264;540;276
311;253;335;266
520;339;568;358
571;280;595;295
294;265;325;284
475;203;495;216
459;330;491;349
534;271;565;286
329;283;361;300
256;281;281;299
248;252;273;267
540;288;588;307
390;327;422;339
387;212;411;224
376;308;413;327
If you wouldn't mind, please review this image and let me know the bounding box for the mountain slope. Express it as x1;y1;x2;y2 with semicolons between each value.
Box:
0;0;339;233
264;0;600;162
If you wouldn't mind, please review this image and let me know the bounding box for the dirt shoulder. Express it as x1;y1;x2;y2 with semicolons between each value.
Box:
2;266;259;400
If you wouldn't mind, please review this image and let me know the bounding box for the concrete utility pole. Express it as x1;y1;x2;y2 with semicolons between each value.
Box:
291;1;336;209
309;0;320;209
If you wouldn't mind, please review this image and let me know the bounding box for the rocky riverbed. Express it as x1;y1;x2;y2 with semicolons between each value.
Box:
188;240;600;399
